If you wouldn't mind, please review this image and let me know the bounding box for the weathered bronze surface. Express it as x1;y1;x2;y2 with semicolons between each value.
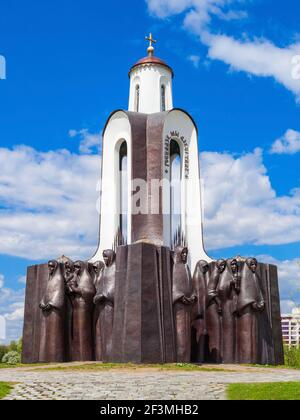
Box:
22;249;284;365
67;261;96;362
172;247;196;363
94;250;116;362
192;260;209;363
39;261;66;363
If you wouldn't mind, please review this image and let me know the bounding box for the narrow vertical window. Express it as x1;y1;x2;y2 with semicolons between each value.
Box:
119;141;128;242
135;85;140;112
161;85;166;112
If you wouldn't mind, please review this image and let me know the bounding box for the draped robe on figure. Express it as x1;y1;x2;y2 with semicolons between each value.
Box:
39;261;66;363
192;260;209;363
236;259;265;364
172;247;196;363
206;260;226;363
94;251;116;362
68;261;96;361
217;259;240;363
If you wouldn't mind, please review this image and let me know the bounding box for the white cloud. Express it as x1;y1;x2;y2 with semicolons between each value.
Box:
18;276;27;285
270;129;300;155
201;148;300;249
0;274;4;289
188;54;201;68
206;35;300;101
0;275;25;342
146;0;300;100
281;300;298;314
256;255;300;302
69;129;102;154
0;145;101;260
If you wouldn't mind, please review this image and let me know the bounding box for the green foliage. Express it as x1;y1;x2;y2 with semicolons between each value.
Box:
0;345;7;362
0;382;13;399
227;382;300;400
0;339;22;364
1;351;21;365
284;345;300;368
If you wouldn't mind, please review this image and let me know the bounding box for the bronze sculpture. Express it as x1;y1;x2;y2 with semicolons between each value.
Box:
192;260;209;363
67;261;96;361
206;259;226;363
39;260;66;363
216;259;240;363
172;246;196;363
236;258;265;364
94;250;116;362
23;252;284;366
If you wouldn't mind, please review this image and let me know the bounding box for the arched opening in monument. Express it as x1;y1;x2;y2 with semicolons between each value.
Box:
119;141;128;242
170;139;181;245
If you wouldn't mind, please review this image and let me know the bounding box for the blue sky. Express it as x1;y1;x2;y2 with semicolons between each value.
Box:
0;0;300;340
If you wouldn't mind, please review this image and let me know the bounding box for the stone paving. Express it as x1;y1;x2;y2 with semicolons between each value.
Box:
1;364;300;400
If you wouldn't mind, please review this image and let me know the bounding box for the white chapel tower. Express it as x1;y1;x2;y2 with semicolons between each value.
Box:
128;34;173;114
91;35;211;270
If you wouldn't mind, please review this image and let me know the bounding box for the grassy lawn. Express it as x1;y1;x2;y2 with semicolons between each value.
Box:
30;363;236;373
0;382;14;399
0;363;46;369
227;382;300;400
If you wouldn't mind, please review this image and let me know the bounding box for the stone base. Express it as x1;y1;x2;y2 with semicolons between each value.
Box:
111;243;176;363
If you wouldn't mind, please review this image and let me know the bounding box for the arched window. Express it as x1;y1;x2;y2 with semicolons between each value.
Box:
161;85;166;112
135;85;140;112
170;140;181;243
119;141;128;242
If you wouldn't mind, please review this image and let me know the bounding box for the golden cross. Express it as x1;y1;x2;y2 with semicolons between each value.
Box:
146;33;157;48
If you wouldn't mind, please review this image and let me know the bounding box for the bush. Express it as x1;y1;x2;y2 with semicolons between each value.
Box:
0;346;8;362
284;345;300;368
1;351;21;365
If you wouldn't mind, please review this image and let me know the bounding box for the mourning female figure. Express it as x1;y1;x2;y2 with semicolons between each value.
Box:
192;260;209;363
173;247;197;363
216;259;241;363
206;259;226;363
67;261;96;361
236;258;265;364
39;260;66;363
94;250;116;362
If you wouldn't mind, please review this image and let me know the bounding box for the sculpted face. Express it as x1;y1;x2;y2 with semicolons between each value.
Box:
93;261;103;275
48;260;58;276
199;260;209;274
181;248;188;264
217;259;226;273
230;259;238;273
74;261;83;276
65;261;74;275
247;258;258;273
103;250;116;267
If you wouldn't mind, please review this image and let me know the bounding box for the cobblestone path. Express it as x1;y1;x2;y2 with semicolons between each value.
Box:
1;365;300;400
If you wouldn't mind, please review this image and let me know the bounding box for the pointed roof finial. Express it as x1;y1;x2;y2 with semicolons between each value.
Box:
145;33;156;57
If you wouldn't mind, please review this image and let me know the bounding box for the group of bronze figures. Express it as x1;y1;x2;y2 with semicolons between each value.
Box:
39;251;116;363
35;245;280;365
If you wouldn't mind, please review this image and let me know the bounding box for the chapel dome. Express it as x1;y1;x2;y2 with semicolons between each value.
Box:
129;56;174;77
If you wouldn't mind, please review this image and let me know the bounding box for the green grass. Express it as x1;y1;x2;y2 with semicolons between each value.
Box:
0;363;48;369
30;362;236;373
227;382;300;400
0;382;14;399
